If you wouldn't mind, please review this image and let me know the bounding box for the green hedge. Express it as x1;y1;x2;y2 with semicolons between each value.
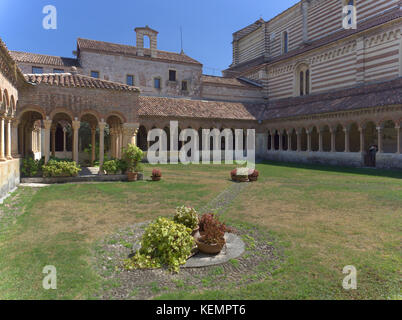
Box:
42;159;81;177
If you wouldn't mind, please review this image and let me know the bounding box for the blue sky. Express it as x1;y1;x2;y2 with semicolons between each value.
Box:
0;0;299;75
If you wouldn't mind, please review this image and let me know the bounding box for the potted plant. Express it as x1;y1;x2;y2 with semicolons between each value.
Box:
151;169;162;181
248;169;259;182
123;144;144;182
231;167;249;182
195;213;227;254
174;205;199;236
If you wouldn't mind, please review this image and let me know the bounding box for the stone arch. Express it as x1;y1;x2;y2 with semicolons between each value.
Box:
105;111;127;124
10;95;16;117
349;122;360;152
311;126;319;152
290;128;297;151
137;125;148;151
18;108;45;158
335;124;345;152
79;109;101;123
49;108;75;122
321;125;331;152
382;120;397;153
3;89;9;110
294;62;311;96
301;128;308;151
362;120;377;152
18;105;46;121
281;129;288;150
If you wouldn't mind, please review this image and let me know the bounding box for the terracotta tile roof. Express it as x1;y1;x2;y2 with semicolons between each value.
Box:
260;78;402;121
201;75;261;89
24;73;140;92
10;51;79;68
138;96;259;121
77;38;202;66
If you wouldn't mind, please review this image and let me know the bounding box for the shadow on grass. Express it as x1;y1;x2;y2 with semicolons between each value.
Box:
260;160;402;179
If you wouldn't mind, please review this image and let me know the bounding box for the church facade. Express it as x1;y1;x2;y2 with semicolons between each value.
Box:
1;0;402;200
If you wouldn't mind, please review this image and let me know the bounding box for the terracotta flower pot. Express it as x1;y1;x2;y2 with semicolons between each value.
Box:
195;238;225;255
127;172;138;182
248;175;258;182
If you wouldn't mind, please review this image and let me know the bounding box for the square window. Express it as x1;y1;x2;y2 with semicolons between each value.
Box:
32;66;43;74
154;78;161;89
169;70;176;82
53;69;64;73
91;71;100;78
127;75;134;86
181;81;188;91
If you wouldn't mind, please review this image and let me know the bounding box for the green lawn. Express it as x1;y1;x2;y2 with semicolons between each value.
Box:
0;162;401;299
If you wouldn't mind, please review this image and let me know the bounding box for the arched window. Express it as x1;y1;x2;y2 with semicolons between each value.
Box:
282;31;289;54
295;63;310;96
343;0;356;26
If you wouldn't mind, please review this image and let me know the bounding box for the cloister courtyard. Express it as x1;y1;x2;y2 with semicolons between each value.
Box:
0;162;400;300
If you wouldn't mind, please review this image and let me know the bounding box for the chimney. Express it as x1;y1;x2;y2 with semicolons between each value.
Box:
135;25;159;58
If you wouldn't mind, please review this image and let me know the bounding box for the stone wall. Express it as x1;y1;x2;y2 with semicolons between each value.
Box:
79;51;203;98
260;150;364;167
200;83;264;102
0;159;21;203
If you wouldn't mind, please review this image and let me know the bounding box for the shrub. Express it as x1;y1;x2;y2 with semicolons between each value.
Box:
117;159;128;173
21;157;44;177
248;169;259;177
174;205;199;230
198;213;226;246
124;217;194;273
42;160;81;177
103;160;119;175
123;144;144;173
152;169;162;177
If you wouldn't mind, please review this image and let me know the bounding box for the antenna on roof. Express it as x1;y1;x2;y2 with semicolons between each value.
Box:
180;26;184;54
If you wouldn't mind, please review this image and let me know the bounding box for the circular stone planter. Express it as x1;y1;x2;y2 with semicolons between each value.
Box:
131;229;245;269
184;233;245;268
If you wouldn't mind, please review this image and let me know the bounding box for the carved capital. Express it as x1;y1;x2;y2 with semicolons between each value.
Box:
43;120;53;130
72;121;81;131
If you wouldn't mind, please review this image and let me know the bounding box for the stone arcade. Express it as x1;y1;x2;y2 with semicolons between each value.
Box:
1;0;402;200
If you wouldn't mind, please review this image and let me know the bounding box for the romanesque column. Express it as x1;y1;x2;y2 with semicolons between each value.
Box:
62;127;67;157
344;127;350;152
51;127;56;157
396;125;400;154
330;127;336;152
72;120;81;164
359;126;365;153
287;130;292;151
98;121;106;175
270;131;275;151
6;118;12;160
318;128;323;152
278;131;283;151
109;128;116;159
91;126;96;166
43;119;52;163
122;123;140;149
0;116;6;161
11;119;20;158
307;130;312;152
376;126;383;153
296;129;301;152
